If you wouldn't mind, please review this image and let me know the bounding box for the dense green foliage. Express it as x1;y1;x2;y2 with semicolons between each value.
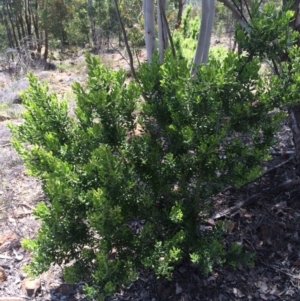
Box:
11;57;299;300
0;0;144;59
173;5;229;63
9;2;300;300
64;0;91;47
173;5;200;61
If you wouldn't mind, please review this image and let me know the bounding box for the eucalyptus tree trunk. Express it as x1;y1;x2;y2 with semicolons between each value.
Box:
158;0;168;63
143;0;156;63
43;28;48;63
31;0;41;53
4;0;19;48
24;0;32;37
87;0;97;49
191;0;216;75
1;5;14;48
7;0;23;44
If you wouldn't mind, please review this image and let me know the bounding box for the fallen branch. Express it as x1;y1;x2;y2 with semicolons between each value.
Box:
243;156;295;188
262;156;294;174
0;143;11;147
269;150;295;156
258;256;300;280
212;178;300;219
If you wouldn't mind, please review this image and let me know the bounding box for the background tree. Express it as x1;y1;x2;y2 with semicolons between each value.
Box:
143;0;156;63
64;0;90;47
158;0;168;62
191;0;216;72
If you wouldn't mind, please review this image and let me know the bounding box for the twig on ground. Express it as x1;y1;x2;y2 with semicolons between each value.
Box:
258;257;300;280
246;237;300;281
260;156;295;177
216;156;294;201
0;143;11;147
109;42;130;65
239;156;295;190
212;179;300;219
7;208;26;238
270;151;295;156
18;202;34;210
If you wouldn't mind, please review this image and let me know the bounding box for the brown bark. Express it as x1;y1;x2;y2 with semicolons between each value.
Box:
7;1;22;44
43;29;48;64
289;107;300;166
87;0;97;49
18;15;26;40
159;0;176;58
175;0;184;29
218;0;243;20
25;0;32;37
30;0;41;53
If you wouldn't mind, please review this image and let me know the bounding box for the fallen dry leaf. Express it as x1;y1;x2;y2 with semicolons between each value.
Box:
257;281;268;294
274;201;287;208
175;283;182;295
12;249;24;261
0;231;18;246
206;218;215;226
227;222;236;233
21;278;41;297
233;287;245;298
207;275;216;282
0;267;6;283
260;293;268;300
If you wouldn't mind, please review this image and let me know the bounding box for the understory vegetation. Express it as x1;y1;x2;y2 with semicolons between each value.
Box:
8;1;300;301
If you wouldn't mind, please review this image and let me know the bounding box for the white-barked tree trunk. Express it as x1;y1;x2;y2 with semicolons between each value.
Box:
143;0;156;63
191;0;216;75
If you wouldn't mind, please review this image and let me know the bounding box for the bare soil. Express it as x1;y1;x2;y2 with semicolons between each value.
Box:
1;46;300;301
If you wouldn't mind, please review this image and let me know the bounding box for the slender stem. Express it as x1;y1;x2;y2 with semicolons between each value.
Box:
113;0;137;80
159;0;176;59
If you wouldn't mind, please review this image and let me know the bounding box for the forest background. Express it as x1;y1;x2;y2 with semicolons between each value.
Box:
0;0;243;68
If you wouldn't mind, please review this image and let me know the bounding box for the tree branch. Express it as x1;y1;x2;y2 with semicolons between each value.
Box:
159;0;176;59
212;177;299;219
218;0;250;33
113;0;137;80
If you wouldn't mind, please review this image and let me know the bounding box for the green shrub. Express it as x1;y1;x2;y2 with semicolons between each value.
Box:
173;5;229;63
10;46;296;297
10;5;300;296
173;5;199;61
236;2;298;61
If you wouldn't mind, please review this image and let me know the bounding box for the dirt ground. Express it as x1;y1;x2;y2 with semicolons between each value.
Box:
1;44;300;301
